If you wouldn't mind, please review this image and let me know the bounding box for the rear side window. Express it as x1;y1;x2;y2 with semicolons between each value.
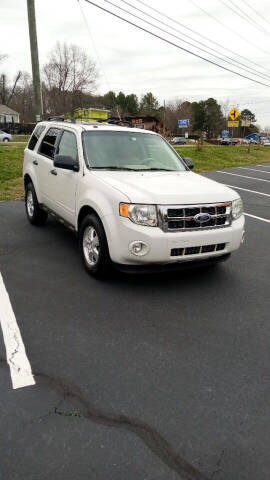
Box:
39;128;60;159
28;125;46;151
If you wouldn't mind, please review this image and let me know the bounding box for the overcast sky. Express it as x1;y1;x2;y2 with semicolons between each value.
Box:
1;0;270;127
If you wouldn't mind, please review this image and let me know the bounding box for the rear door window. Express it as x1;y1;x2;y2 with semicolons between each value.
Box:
39;128;61;159
28;125;46;151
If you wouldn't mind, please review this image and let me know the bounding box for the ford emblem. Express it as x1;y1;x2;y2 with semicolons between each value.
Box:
194;213;211;223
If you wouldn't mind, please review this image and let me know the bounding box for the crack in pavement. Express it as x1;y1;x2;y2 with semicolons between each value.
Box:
210;450;224;479
8;332;21;373
0;358;210;480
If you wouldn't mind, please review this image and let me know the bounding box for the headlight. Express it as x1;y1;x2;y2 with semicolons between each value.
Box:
232;198;243;220
120;203;158;226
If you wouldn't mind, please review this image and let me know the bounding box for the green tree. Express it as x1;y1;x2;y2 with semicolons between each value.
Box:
103;90;117;110
140;92;159;115
116;91;127;114
204;98;224;138
125;93;139;115
191;101;206;134
191;98;224;139
240;108;256;123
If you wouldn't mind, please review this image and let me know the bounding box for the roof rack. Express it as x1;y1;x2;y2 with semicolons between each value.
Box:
46;117;135;129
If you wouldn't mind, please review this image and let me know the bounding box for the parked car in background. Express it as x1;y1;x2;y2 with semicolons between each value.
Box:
0;130;13;142
170;136;186;145
262;138;270;146
219;137;236;146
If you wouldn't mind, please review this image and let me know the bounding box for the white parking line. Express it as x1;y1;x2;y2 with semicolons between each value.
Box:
244;212;270;223
217;171;270;183
238;167;270;174
225;184;270;197
256;164;270;169
0;272;35;389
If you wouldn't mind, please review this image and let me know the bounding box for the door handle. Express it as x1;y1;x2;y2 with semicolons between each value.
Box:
33;160;38;165
50;169;57;176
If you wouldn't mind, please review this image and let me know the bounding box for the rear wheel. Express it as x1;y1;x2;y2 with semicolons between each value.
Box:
25;182;47;226
79;214;112;277
3;138;10;142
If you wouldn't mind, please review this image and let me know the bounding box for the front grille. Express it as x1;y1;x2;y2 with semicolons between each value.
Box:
158;202;232;232
171;243;226;257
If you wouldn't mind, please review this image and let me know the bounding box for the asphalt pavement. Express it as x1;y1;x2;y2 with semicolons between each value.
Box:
0;164;270;480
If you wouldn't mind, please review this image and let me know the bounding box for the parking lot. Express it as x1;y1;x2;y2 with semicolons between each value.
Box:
0;163;269;480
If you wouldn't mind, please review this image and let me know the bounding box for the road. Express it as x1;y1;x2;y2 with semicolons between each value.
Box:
0;164;269;480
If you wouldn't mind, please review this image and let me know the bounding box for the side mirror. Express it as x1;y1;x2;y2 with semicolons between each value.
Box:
54;155;79;171
183;157;194;169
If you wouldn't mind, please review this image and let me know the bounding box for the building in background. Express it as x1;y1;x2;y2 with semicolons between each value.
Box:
0;105;20;123
109;115;163;133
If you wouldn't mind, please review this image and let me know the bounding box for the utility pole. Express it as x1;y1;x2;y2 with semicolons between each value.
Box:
27;0;42;122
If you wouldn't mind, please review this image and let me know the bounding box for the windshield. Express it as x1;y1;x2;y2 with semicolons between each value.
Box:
82;131;187;171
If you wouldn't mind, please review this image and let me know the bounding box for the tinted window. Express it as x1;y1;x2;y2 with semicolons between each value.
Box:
28;125;46;151
39;128;60;159
57;131;78;164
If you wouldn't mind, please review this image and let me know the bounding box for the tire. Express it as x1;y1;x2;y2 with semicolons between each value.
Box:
79;214;112;277
25;182;48;226
3;138;10;142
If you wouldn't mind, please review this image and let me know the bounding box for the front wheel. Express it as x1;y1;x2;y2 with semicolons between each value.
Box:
79;214;112;277
3;138;10;142
25;182;48;226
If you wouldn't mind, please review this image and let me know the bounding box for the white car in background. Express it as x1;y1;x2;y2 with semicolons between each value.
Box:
0;130;13;142
262;138;270;146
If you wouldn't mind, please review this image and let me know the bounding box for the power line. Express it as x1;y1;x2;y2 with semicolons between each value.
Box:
117;0;270;82
77;0;111;91
219;0;270;38
83;0;270;88
134;0;270;77
242;0;270;28
190;0;270;56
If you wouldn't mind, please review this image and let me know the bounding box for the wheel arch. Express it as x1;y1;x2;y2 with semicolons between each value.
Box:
77;205;102;232
24;173;33;189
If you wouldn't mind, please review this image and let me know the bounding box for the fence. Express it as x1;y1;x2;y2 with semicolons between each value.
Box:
0;123;35;135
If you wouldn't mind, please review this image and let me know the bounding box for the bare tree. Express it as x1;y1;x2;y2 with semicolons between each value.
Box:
43;42;98;115
9;72;34;122
0;71;22;106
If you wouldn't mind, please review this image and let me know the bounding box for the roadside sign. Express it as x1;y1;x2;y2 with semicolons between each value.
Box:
178;119;189;128
228;108;240;120
241;120;250;127
228;121;239;127
221;130;229;137
185;132;188;138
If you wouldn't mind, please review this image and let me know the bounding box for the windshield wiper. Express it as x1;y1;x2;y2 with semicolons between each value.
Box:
142;168;176;171
90;166;139;171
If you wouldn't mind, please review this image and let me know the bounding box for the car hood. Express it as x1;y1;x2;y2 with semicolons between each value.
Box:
92;170;239;204
92;170;239;205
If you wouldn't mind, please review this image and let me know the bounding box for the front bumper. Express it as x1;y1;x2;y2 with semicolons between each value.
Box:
105;214;245;265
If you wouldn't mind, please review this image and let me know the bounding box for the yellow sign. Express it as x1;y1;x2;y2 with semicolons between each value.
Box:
228;121;239;127
228;108;240;120
66;108;109;123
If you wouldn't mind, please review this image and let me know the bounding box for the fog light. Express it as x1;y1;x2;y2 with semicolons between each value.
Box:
129;241;150;256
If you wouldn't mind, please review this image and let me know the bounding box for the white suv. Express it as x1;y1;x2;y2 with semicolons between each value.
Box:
23;121;244;276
